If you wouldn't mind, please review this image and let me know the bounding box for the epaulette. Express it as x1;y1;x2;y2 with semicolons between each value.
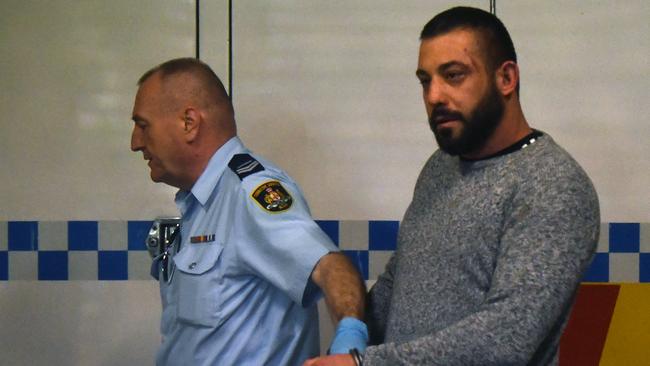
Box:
228;153;265;180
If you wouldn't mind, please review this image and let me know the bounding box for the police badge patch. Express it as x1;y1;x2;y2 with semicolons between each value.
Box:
252;181;293;212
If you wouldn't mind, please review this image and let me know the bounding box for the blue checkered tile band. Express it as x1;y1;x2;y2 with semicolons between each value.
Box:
0;221;648;282
0;221;152;281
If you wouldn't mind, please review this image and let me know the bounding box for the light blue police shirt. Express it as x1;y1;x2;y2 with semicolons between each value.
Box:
155;136;338;366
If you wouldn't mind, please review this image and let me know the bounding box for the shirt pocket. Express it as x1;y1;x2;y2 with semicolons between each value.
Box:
173;242;224;327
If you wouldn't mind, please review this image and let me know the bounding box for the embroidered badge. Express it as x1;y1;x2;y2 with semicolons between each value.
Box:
252;181;293;212
190;234;215;244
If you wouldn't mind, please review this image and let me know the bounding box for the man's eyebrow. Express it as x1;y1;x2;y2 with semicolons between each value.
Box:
131;114;145;123
415;69;430;79
438;61;469;72
416;61;470;79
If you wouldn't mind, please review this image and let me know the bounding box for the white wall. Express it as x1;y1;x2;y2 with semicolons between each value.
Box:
233;0;483;220
1;1;198;365
0;0;198;221
500;1;650;222
1;1;648;365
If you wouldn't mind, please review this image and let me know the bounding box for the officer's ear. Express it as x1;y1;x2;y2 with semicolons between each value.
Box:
182;108;200;142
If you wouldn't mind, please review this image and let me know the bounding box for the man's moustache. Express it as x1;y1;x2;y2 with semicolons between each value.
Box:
429;110;465;125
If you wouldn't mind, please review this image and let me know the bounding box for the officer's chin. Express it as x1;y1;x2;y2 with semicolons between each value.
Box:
149;169;165;184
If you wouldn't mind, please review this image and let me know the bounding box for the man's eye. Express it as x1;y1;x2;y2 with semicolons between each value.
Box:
446;72;464;81
418;78;431;86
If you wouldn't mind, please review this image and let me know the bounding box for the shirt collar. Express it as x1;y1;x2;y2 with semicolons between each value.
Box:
175;136;245;212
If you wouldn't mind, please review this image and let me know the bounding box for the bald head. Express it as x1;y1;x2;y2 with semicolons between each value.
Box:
138;58;229;100
131;58;237;190
139;58;236;137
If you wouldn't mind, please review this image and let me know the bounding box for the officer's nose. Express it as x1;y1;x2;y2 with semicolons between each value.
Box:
131;126;144;152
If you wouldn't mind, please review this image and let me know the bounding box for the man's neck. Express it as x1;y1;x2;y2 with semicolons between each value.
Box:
461;105;531;160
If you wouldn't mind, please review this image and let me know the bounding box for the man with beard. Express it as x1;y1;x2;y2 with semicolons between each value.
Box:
305;6;599;366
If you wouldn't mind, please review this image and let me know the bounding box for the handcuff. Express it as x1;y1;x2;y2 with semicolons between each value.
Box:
146;217;181;283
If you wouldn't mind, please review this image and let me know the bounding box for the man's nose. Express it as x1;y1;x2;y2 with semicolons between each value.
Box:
131;127;143;152
424;81;446;106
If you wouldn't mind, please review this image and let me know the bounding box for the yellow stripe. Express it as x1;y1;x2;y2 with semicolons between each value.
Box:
599;283;650;365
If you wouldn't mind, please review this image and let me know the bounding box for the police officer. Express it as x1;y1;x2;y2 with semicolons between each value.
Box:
131;58;368;365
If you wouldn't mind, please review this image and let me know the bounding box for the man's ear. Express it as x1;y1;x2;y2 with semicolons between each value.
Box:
182;108;200;142
496;61;519;97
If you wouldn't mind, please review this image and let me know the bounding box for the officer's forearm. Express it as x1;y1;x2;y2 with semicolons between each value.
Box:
311;252;366;321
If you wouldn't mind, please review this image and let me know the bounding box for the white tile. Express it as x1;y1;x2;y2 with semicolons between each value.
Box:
597;223;609;252
317;299;335;354
68;251;98;280
365;279;377;290
339;220;368;250
640;223;650;253
199;0;230;94
99;221;128;250
38;221;68;251
9;252;38;280
0;222;7;251
1;0;195;222
129;251;154;280
369;250;394;281
609;253;639;283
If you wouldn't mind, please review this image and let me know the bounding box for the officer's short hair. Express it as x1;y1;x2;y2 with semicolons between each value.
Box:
138;57;230;103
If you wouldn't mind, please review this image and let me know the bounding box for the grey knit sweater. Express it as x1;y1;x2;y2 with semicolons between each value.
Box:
365;133;599;365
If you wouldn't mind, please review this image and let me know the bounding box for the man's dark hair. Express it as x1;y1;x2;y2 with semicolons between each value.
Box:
421;7;518;90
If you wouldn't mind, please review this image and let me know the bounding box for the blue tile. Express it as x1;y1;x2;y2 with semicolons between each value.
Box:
640;253;650;283
609;223;640;253
128;221;153;251
316;220;339;246
0;251;7;280
8;221;38;251
38;251;68;280
343;250;369;280
68;221;98;251
369;221;399;250
98;251;128;280
582;253;609;282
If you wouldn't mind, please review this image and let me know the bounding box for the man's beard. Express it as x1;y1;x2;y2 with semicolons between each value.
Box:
429;83;504;156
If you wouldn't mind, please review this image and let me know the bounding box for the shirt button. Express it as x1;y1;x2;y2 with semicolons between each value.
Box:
189;262;197;269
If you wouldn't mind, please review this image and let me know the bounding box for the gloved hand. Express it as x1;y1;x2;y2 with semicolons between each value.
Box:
328;317;369;354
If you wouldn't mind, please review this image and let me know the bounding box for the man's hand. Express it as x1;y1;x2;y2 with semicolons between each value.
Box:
303;354;356;366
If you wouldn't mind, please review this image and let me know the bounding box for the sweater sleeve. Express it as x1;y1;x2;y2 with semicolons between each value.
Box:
364;162;600;365
366;252;398;345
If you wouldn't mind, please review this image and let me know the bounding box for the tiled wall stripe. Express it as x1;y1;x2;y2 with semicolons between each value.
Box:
0;221;648;282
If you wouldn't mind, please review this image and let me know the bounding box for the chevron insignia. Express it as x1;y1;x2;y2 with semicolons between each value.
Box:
228;153;265;180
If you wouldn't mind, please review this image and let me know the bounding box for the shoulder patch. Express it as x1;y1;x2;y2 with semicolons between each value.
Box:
251;181;293;213
228;153;265;180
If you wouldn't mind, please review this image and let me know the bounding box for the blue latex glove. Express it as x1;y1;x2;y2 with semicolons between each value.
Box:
328;317;369;354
